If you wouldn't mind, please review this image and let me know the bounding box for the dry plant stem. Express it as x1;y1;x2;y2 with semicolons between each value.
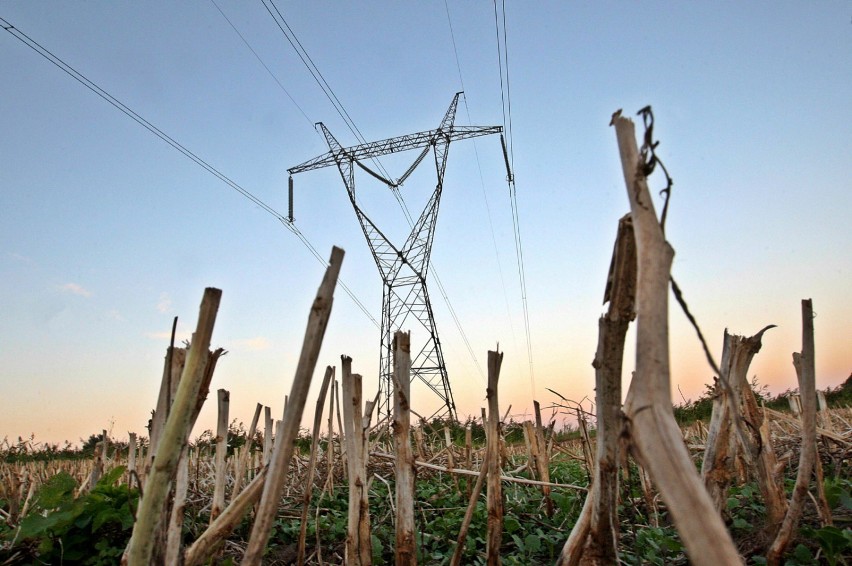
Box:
146;335;185;480
450;445;491;566
211;388;230;522
184;466;269;566
486;349;504;566
88;439;104;491
127;287;222;566
444;426;460;495
522;422;539;478
392;332;416;566
560;213;636;566
612;113;742;565
147;341;174;473
370;452;586;490
813;450;832;526
738;331;788;527
326;374;336;495
263;406;273;465
767;299;817;565
533;401;553;516
414;422;426;461
297;366;334;566
149;343;220;565
233;403;262;497
557;492;593;566
638;465;659;527
761;407;848;445
464;426;473;497
701;335;736;508
577;409;594;478
335;380;346;469
703;326;786;528
127;433;137;489
817;391;834;431
242;246;344;566
165;447;189;565
341;356;372;566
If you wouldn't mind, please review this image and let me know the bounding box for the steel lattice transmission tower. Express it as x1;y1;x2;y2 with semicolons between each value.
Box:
288;93;501;422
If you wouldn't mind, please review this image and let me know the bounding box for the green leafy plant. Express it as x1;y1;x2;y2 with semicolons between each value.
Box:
11;466;137;565
800;526;852;566
621;525;686;565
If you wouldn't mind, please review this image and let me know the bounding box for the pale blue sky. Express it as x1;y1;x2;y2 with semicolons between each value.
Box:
1;2;850;445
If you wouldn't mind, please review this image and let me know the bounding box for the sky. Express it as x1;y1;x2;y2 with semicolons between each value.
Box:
1;2;850;447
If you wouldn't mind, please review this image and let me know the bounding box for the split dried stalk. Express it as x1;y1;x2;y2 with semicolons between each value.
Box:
702;326;786;528
211;388;230;522
444;426;460;495
184;467;269;566
532;401;553;516
559;213;636;565
325;372;336;495
486;349;504;566
233;403;262;497
87;433;105;491
450;445;490;566
262;406;273;465
165;448;189;565
612;112;742;565
341;356;372;566
297;366;334;566
127;433;137;489
767;299;818;564
242;246;343;566
127;287;222;566
392;331;416;565
146;318;179;477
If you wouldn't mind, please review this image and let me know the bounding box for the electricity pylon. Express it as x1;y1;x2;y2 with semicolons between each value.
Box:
288;93;501;422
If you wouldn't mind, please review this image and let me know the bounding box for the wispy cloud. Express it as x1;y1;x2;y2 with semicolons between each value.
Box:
6;251;35;264
106;309;125;321
156;293;172;313
59;283;92;297
233;336;271;352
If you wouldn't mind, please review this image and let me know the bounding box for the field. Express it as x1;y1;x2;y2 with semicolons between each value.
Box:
2;114;850;565
1;386;850;565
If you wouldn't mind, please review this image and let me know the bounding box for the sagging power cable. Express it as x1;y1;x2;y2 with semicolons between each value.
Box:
493;0;536;398
259;2;486;379
1;16;379;328
260;0;393;184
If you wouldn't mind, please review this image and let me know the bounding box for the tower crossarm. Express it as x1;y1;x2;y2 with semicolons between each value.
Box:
288;125;502;176
285;93;501;425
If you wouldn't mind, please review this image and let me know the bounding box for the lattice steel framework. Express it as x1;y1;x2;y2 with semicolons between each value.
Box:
288;93;501;422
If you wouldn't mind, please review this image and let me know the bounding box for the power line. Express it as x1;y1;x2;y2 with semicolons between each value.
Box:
492;0;536;398
1;16;379;329
391;189;486;382
444;0;466;93
443;3;520;382
500;0;515;171
210;0;314;130
283;220;380;327
260;0;393;183
261;1;486;379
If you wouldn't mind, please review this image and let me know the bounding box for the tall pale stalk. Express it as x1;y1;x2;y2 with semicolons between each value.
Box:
127;287;222;566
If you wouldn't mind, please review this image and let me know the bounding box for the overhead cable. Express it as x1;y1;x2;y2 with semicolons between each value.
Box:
493;0;536;398
261;2;485;379
210;0;314;130
260;0;393;182
1;16;379;328
444;3;521;381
